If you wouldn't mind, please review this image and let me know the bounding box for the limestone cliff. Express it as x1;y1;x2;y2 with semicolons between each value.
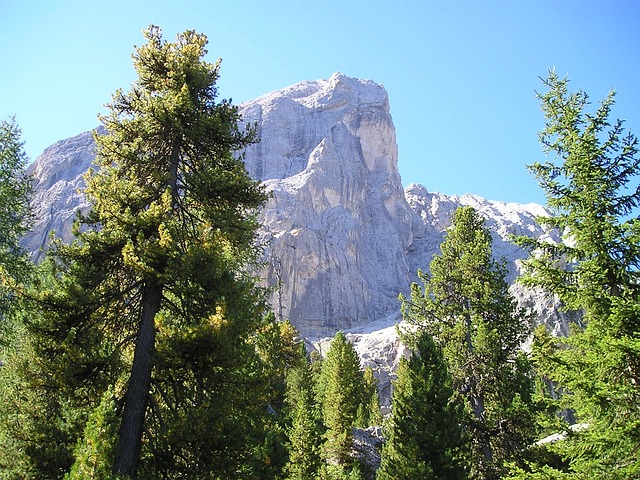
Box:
243;73;415;337
23;129;95;257
22;73;567;342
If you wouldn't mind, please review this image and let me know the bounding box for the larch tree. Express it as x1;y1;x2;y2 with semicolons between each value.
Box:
0;116;34;478
512;71;640;478
1;26;270;479
377;329;469;480
402;205;535;479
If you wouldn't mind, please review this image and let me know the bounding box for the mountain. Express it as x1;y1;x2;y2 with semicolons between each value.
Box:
23;73;571;347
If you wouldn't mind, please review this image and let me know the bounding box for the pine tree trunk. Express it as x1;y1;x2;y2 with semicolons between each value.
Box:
472;392;493;464
113;279;162;475
113;138;179;475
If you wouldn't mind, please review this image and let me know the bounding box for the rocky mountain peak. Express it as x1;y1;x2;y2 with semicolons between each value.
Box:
240;72;393;182
244;74;414;337
23;129;97;254
21;73;564;343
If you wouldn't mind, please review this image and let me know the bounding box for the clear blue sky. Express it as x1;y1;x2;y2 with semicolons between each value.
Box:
2;0;639;205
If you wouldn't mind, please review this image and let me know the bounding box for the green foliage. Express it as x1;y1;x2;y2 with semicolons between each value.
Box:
0;26;271;479
145;303;272;478
0;116;32;344
0;135;36;471
65;390;119;480
0;116;31;273
284;351;323;480
515;70;640;478
402;205;536;479
319;332;365;467
252;319;308;480
377;330;469;480
0;326;37;479
356;367;382;428
256;318;307;413
319;462;365;480
0;254;129;478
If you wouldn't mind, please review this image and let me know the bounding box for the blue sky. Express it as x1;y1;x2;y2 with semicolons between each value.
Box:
2;0;639;205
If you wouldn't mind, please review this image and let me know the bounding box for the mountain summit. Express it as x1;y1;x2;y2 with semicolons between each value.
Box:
23;73;567;339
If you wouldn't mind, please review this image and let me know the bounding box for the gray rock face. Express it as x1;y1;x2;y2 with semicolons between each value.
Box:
404;183;560;281
23;130;96;257
247;73;416;337
22;73;568;342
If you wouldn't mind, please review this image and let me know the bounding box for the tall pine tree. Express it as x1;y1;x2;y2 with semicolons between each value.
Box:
377;330;469;480
90;27;267;475
513;70;640;478
0;26;269;479
0;116;32;341
318;331;365;471
402;205;535;479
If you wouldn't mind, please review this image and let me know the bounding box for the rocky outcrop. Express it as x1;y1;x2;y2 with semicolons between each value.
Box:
23;130;96;258
403;183;560;283
22;73;569;342
245;74;416;337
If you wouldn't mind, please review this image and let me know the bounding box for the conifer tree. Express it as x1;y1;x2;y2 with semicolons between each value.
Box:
377;330;468;480
0;117;36;478
0;26;269;479
319;331;365;469
256;318;307;413
90;27;267;475
357;366;382;428
512;71;640;478
254;320;309;479
402;205;535;479
284;347;323;480
0;116;32;342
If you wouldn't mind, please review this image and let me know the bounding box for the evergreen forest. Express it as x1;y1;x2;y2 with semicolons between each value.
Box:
0;27;638;479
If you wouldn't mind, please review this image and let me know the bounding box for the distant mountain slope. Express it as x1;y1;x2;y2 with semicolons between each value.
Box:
23;73;571;339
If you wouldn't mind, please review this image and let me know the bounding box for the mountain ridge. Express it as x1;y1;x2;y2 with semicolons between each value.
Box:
22;73;566;344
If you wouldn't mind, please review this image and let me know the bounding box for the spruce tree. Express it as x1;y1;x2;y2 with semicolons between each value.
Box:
377;330;468;480
319;331;365;469
513;71;640;478
1;26;269;479
284;348;323;480
402;205;535;479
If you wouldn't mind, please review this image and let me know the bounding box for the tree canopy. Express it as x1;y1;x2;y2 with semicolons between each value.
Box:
513;70;640;478
402;205;535;479
0;26;271;479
